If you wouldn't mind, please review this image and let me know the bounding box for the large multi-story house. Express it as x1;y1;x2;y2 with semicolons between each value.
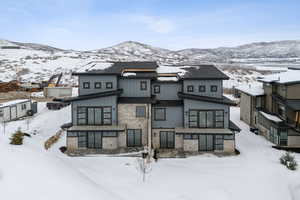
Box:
59;62;240;156
238;69;300;147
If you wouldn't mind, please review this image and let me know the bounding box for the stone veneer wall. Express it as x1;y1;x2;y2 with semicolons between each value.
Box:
118;103;150;147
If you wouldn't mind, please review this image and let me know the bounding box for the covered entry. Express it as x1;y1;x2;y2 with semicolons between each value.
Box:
199;134;214;151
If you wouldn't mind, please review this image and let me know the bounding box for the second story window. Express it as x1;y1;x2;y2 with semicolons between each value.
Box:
211;85;218;92
140;81;147;90
94;82;102;89
187;85;194;92
106;82;113;89
83;82;90;89
199;85;206;92
154;108;166;121
154;85;160;94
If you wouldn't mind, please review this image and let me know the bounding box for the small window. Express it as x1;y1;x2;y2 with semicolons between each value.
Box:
21;104;27;110
94;82;102;89
154;85;160;94
224;135;234;140
199;85;206;92
102;131;117;137
136;106;146;118
183;134;192;139
154;108;166;121
67;132;77;137
187;85;194;92
140;81;147;91
106;82;113;89
211;85;218;92
83;82;90;89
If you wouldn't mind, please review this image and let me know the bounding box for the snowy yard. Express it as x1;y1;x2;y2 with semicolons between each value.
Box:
1;103;300;200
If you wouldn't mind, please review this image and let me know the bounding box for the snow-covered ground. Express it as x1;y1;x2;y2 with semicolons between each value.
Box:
0;103;300;200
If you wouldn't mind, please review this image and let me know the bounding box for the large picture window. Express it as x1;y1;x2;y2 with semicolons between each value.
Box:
160;131;175;149
127;129;142;147
189;110;224;128
77;107;112;125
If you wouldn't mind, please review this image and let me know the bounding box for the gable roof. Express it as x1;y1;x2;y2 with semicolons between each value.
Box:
180;65;229;80
178;92;236;106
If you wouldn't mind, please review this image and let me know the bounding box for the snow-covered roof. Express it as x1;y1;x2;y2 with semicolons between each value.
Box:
236;83;264;96
0;99;30;108
122;72;136;77
77;62;113;73
258;69;300;84
259;111;282;123
157;76;178;82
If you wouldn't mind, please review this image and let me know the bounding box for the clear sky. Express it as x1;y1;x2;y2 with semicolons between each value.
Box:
0;0;300;50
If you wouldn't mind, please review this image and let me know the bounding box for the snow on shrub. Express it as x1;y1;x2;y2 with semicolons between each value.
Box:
10;130;25;145
280;152;297;170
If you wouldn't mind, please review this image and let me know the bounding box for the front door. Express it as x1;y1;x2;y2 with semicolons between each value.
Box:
199;135;214;151
10;106;17;120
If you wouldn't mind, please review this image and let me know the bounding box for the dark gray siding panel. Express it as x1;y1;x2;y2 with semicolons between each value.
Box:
79;75;118;96
119;79;151;97
152;106;183;128
183;99;230;128
183;80;222;98
72;95;117;125
152;82;182;100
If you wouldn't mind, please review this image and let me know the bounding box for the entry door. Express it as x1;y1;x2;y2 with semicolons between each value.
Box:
87;132;102;149
199;135;214;151
10;106;17;120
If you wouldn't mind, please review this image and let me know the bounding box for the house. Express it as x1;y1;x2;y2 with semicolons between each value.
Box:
0;99;37;122
59;61;240;156
238;69;300;147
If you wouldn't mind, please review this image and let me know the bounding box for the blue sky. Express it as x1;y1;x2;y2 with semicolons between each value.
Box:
0;0;300;50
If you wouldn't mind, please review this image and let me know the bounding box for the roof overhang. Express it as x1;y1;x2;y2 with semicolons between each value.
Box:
178;92;237;106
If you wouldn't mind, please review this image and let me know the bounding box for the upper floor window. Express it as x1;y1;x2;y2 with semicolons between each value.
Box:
199;85;206;92
106;82;113;89
140;81;147;90
83;82;90;89
211;85;218;92
189;110;224;128
154;108;166;121
136;106;146;118
154;85;160;94
187;85;194;92
77;106;112;125
94;82;102;89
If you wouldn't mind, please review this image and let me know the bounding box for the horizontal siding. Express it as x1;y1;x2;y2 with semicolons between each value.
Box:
152;106;183;128
119;79;151;97
152;82;182;100
183;80;222;98
79;75;117;96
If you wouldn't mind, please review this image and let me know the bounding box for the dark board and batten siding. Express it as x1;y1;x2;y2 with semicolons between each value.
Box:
183;80;222;98
79;75;118;96
183;99;230;129
152;106;183;128
152;82;182;100
72;95;118;125
119;79;151;97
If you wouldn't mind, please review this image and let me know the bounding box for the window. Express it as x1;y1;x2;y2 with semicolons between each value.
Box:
83;82;90;89
140;81;147;90
224;134;234;140
67;132;77;137
279;130;288;146
0;109;3;117
188;110;224;128
269;126;279;144
136;106;146;118
78;132;87;148
154;85;160;94
187;85;194;92
21;104;27;110
214;135;224;150
160;131;175;148
199;85;206;92
102;131;117;137
127;129;142;147
77;107;112;125
106;82;113;89
94;82;102;89
87;132;102;149
211;85;218;92
154;108;166;121
183;134;192;139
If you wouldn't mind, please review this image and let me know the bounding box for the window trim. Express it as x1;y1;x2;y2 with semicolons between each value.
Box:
154;107;166;121
127;129;142;147
188;109;224;128
94;82;102;89
187;85;194;92
106;82;113;89
83;82;90;89
199;85;206;92
140;81;147;91
136;106;146;118
211;85;218;92
154;85;160;94
76;106;112;126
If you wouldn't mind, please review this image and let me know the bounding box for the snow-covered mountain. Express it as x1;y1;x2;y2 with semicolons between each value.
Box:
1;39;300;86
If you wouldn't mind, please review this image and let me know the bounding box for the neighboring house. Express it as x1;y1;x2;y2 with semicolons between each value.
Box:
0;99;37;122
239;69;300;147
59;61;240;156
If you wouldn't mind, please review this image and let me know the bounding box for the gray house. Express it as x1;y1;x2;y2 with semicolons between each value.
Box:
59;62;240;156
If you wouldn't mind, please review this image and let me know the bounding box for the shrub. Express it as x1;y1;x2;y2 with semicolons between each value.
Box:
280;152;297;170
59;146;67;153
10;130;25;145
